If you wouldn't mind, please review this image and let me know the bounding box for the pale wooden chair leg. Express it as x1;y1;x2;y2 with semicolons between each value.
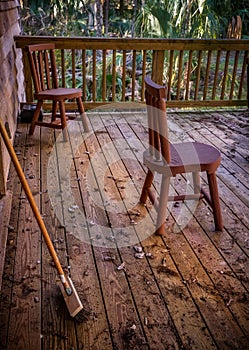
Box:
59;101;68;142
29;100;43;135
140;169;154;204
207;172;223;231
155;175;170;235
192;172;201;194
77;97;89;132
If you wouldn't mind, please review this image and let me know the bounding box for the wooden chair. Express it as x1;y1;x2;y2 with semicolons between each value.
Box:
25;43;89;139
140;76;223;235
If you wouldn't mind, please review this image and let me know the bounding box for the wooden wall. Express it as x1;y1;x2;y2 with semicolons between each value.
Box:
0;0;25;195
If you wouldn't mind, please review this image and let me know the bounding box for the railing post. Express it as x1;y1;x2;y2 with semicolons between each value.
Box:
152;50;165;84
22;48;33;102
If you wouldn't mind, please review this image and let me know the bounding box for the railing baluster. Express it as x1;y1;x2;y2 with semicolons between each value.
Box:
82;50;86;101
102;50;107;101
132;50;136;101
92;50;97;102
122;50;126;101
212;50;221;100
238;50;248;100
176;50;183;100
61;49;65;87
203;50;212;100
167;50;174;100
152;50;164;84
185;50;193;100
141;50;146;101
194;50;202;100
72;49;75;88
221;51;230;100
230;51;239;100
112;50;116;102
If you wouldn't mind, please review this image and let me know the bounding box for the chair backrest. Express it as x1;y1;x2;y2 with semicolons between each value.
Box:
25;43;58;94
144;76;170;164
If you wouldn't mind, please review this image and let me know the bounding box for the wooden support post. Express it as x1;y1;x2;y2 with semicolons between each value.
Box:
22;48;33;102
151;50;165;84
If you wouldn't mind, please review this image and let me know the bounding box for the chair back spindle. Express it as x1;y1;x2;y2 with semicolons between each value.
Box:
26;44;58;94
144;76;170;164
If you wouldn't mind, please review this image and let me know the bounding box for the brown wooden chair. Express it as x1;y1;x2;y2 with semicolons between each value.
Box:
25;43;89;139
140;76;223;235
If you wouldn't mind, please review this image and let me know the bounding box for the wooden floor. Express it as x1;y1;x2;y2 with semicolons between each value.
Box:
0;107;248;350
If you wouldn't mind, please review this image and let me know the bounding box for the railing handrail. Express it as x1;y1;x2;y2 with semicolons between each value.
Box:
14;36;249;109
15;35;249;50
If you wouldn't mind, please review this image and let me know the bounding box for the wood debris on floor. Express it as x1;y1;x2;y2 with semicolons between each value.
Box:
0;108;248;350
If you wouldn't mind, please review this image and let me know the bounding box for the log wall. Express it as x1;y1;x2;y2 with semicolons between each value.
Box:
0;0;25;291
0;0;24;195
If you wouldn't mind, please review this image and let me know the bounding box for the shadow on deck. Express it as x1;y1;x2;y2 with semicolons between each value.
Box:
0;106;248;350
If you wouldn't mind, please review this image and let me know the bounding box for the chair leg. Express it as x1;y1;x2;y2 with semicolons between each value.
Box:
192;172;201;194
59;101;68;142
140;169;154;204
207;172;223;231
52;101;58;121
29;100;43;135
156;175;170;235
77;97;89;132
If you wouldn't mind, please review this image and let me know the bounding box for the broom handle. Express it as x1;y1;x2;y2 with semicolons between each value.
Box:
0;120;72;295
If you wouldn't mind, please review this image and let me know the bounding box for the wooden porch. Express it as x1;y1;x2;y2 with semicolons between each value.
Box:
0;106;248;350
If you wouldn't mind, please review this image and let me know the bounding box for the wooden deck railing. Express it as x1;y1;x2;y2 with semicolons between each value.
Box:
15;36;249;109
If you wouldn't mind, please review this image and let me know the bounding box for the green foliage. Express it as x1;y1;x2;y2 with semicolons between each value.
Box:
20;1;249;103
21;0;249;38
21;0;135;37
21;0;94;36
135;0;224;38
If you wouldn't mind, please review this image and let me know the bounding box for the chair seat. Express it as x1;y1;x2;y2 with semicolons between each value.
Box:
143;141;221;176
34;87;82;101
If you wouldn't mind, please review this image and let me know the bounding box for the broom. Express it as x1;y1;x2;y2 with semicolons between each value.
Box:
0;119;88;319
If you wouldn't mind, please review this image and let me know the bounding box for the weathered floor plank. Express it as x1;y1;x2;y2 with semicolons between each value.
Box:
0;125;42;350
0;109;248;350
107;110;249;349
101;112;219;349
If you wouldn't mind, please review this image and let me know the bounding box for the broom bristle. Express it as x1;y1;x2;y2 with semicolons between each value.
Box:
59;276;91;320
74;307;92;323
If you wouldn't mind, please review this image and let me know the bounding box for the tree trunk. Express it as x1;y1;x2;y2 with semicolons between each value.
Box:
96;0;103;37
182;0;192;36
103;0;109;35
131;0;138;38
120;0;124;16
